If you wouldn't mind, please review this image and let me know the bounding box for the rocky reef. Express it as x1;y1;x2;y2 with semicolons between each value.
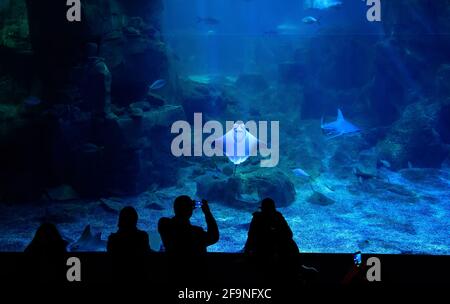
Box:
377;100;450;169
0;0;179;201
196;167;296;208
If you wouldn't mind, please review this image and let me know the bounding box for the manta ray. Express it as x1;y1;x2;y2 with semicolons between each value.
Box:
214;123;260;165
321;109;361;139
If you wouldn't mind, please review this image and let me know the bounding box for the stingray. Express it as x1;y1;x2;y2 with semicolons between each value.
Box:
321;109;361;139
214;123;260;165
69;225;106;252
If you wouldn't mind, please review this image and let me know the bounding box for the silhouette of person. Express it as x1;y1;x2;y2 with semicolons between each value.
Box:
243;197;301;284
107;206;151;254
158;196;219;256
25;223;68;255
244;198;299;257
24;223;68;284
107;206;152;284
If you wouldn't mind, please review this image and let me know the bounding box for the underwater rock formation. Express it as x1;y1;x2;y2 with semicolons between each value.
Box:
65;104;184;195
382;0;450;59
369;0;450;127
0;0;175;201
235;73;269;94
355;148;379;178
0;0;30;51
365;1;450;168
436;65;450;99
377;101;449;169
196;168;296;208
297;32;377;121
278;62;306;84
80;43;112;118
0;0;173;201
249;169;296;207
180;80;229;122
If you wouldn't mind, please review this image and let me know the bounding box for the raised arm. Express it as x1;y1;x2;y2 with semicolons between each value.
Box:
201;200;219;246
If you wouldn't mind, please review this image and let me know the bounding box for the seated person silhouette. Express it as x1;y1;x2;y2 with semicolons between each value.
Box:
107;206;151;284
244;198;301;283
107;206;151;255
244;198;299;258
25;222;68;255
158;196;219;256
25;223;68;283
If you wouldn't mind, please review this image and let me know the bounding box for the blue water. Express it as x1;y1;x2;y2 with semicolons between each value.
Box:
0;0;449;255
162;0;382;75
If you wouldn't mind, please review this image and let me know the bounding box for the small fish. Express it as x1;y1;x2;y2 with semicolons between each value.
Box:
408;161;413;169
149;79;167;91
292;168;311;178
197;17;220;26
23;96;42;106
380;160;391;168
302;16;320;25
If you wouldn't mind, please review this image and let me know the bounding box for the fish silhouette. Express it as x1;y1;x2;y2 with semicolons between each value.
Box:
149;79;167;91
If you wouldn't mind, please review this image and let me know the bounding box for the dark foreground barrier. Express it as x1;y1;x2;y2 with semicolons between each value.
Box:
0;253;448;294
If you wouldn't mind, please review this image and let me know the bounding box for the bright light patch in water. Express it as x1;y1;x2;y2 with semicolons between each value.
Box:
304;0;342;10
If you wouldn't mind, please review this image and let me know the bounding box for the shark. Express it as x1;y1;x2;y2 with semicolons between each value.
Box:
321;109;361;139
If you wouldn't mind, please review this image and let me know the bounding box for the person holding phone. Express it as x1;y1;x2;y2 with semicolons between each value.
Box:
158;195;219;256
342;251;368;286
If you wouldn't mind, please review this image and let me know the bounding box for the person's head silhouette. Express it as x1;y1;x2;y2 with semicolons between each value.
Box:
34;223;64;244
118;206;139;231
25;222;67;254
174;195;195;220
260;197;276;215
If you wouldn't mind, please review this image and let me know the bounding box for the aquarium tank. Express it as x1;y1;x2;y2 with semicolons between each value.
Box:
0;0;449;254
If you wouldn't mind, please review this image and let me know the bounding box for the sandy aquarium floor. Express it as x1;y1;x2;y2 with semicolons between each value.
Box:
0;166;449;255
